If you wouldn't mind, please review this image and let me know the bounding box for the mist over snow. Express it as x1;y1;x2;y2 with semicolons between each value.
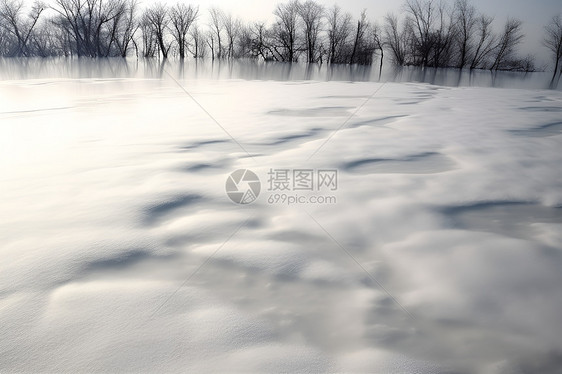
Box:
1;60;562;373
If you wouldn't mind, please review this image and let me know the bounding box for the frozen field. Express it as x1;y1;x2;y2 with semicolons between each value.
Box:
1;61;562;373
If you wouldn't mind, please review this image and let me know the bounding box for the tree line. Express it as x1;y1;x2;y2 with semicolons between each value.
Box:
0;0;561;75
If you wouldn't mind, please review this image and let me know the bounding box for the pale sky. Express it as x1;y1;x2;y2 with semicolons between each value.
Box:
158;0;562;68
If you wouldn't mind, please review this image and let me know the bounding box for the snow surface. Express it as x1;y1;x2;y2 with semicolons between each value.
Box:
1;70;562;373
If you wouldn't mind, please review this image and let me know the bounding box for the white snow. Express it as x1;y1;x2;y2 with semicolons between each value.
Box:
1;66;562;373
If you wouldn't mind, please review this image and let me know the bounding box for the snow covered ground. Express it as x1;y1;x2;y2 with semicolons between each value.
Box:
1;61;562;373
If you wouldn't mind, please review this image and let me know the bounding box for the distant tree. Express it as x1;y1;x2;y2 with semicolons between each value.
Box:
222;11;240;59
249;22;273;60
490;18;524;71
169;3;198;59
371;22;384;73
0;0;542;69
0;0;45;57
326;5;352;64
544;14;562;79
188;23;206;58
114;0;139;58
518;54;536;72
430;1;455;67
403;0;436;66
140;11;157;57
453;0;476;68
0;24;7;54
51;0;130;57
469;14;495;69
236;24;253;58
384;13;407;65
207;7;224;59
143;3;171;59
272;0;299;62
349;10;371;64
297;0;324;63
205;29;216;59
30;21;63;56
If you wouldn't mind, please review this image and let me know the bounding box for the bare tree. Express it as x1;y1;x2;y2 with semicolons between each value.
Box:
236;24;254;58
143;3;170;59
371;22;384;73
169;3;198;59
544;14;562;79
518;54;535;72
208;7;223;59
205;30;215;59
384;13;408;65
43;16;74;56
107;2;138;58
188;23;206;58
140;11;157;57
349;10;370;64
222;11;240;59
326;5;352;64
51;0;131;57
114;0;139;57
30;21;63;56
490;18;524;71
297;0;324;63
431;1;455;68
453;0;476;68
272;0;299;62
0;0;45;56
469;14;495;69
403;0;436;66
0;0;540;68
249;21;274;60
